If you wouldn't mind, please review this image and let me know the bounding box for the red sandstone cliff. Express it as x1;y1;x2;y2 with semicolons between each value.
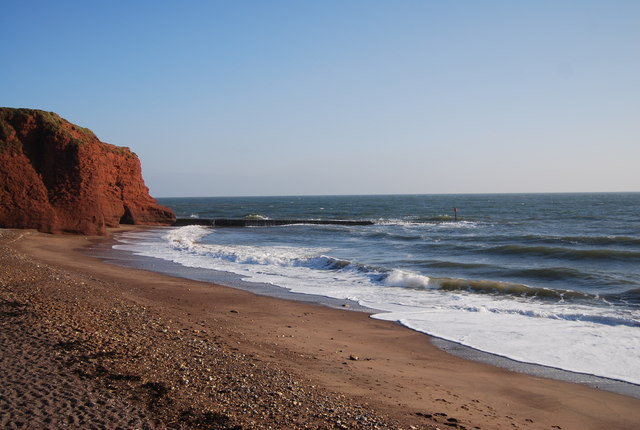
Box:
0;108;175;235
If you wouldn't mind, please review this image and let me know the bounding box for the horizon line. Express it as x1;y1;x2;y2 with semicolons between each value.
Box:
154;190;640;199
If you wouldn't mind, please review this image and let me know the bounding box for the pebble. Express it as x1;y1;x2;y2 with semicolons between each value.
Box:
0;230;405;429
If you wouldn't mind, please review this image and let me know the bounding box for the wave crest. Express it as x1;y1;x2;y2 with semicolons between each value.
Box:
436;277;592;301
166;225;211;247
384;270;430;288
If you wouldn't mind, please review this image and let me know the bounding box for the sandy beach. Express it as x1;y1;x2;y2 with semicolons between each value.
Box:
1;227;639;429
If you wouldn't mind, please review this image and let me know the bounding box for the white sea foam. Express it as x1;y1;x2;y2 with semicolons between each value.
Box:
370;299;640;385
384;270;431;288
114;226;640;385
166;225;210;247
245;213;269;220
375;219;480;229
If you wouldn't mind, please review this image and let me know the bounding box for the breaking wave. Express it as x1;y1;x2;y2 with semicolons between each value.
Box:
164;226;609;304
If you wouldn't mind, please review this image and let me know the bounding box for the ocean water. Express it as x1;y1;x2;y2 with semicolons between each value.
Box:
112;193;640;384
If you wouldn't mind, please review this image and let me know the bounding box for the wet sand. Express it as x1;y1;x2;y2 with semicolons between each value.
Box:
2;227;639;429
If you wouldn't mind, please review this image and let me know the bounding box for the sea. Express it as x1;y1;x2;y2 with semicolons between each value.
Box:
108;193;640;386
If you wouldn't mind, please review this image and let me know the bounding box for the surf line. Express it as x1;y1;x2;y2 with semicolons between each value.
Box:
173;218;375;227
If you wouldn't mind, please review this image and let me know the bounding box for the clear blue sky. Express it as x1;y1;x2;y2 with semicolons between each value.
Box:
2;1;638;197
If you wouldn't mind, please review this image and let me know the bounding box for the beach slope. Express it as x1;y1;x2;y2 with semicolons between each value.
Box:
1;228;639;429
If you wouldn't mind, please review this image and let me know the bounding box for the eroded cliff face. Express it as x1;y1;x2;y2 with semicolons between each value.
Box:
0;108;175;235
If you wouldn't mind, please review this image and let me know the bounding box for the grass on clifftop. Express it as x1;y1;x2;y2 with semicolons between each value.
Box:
0;108;136;159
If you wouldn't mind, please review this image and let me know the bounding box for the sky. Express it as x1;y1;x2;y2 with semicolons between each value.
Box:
2;1;639;197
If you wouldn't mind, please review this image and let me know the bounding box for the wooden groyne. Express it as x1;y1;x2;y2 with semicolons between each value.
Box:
173;218;374;227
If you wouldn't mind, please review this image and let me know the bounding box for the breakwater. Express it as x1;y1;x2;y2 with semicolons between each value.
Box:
173;218;374;227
